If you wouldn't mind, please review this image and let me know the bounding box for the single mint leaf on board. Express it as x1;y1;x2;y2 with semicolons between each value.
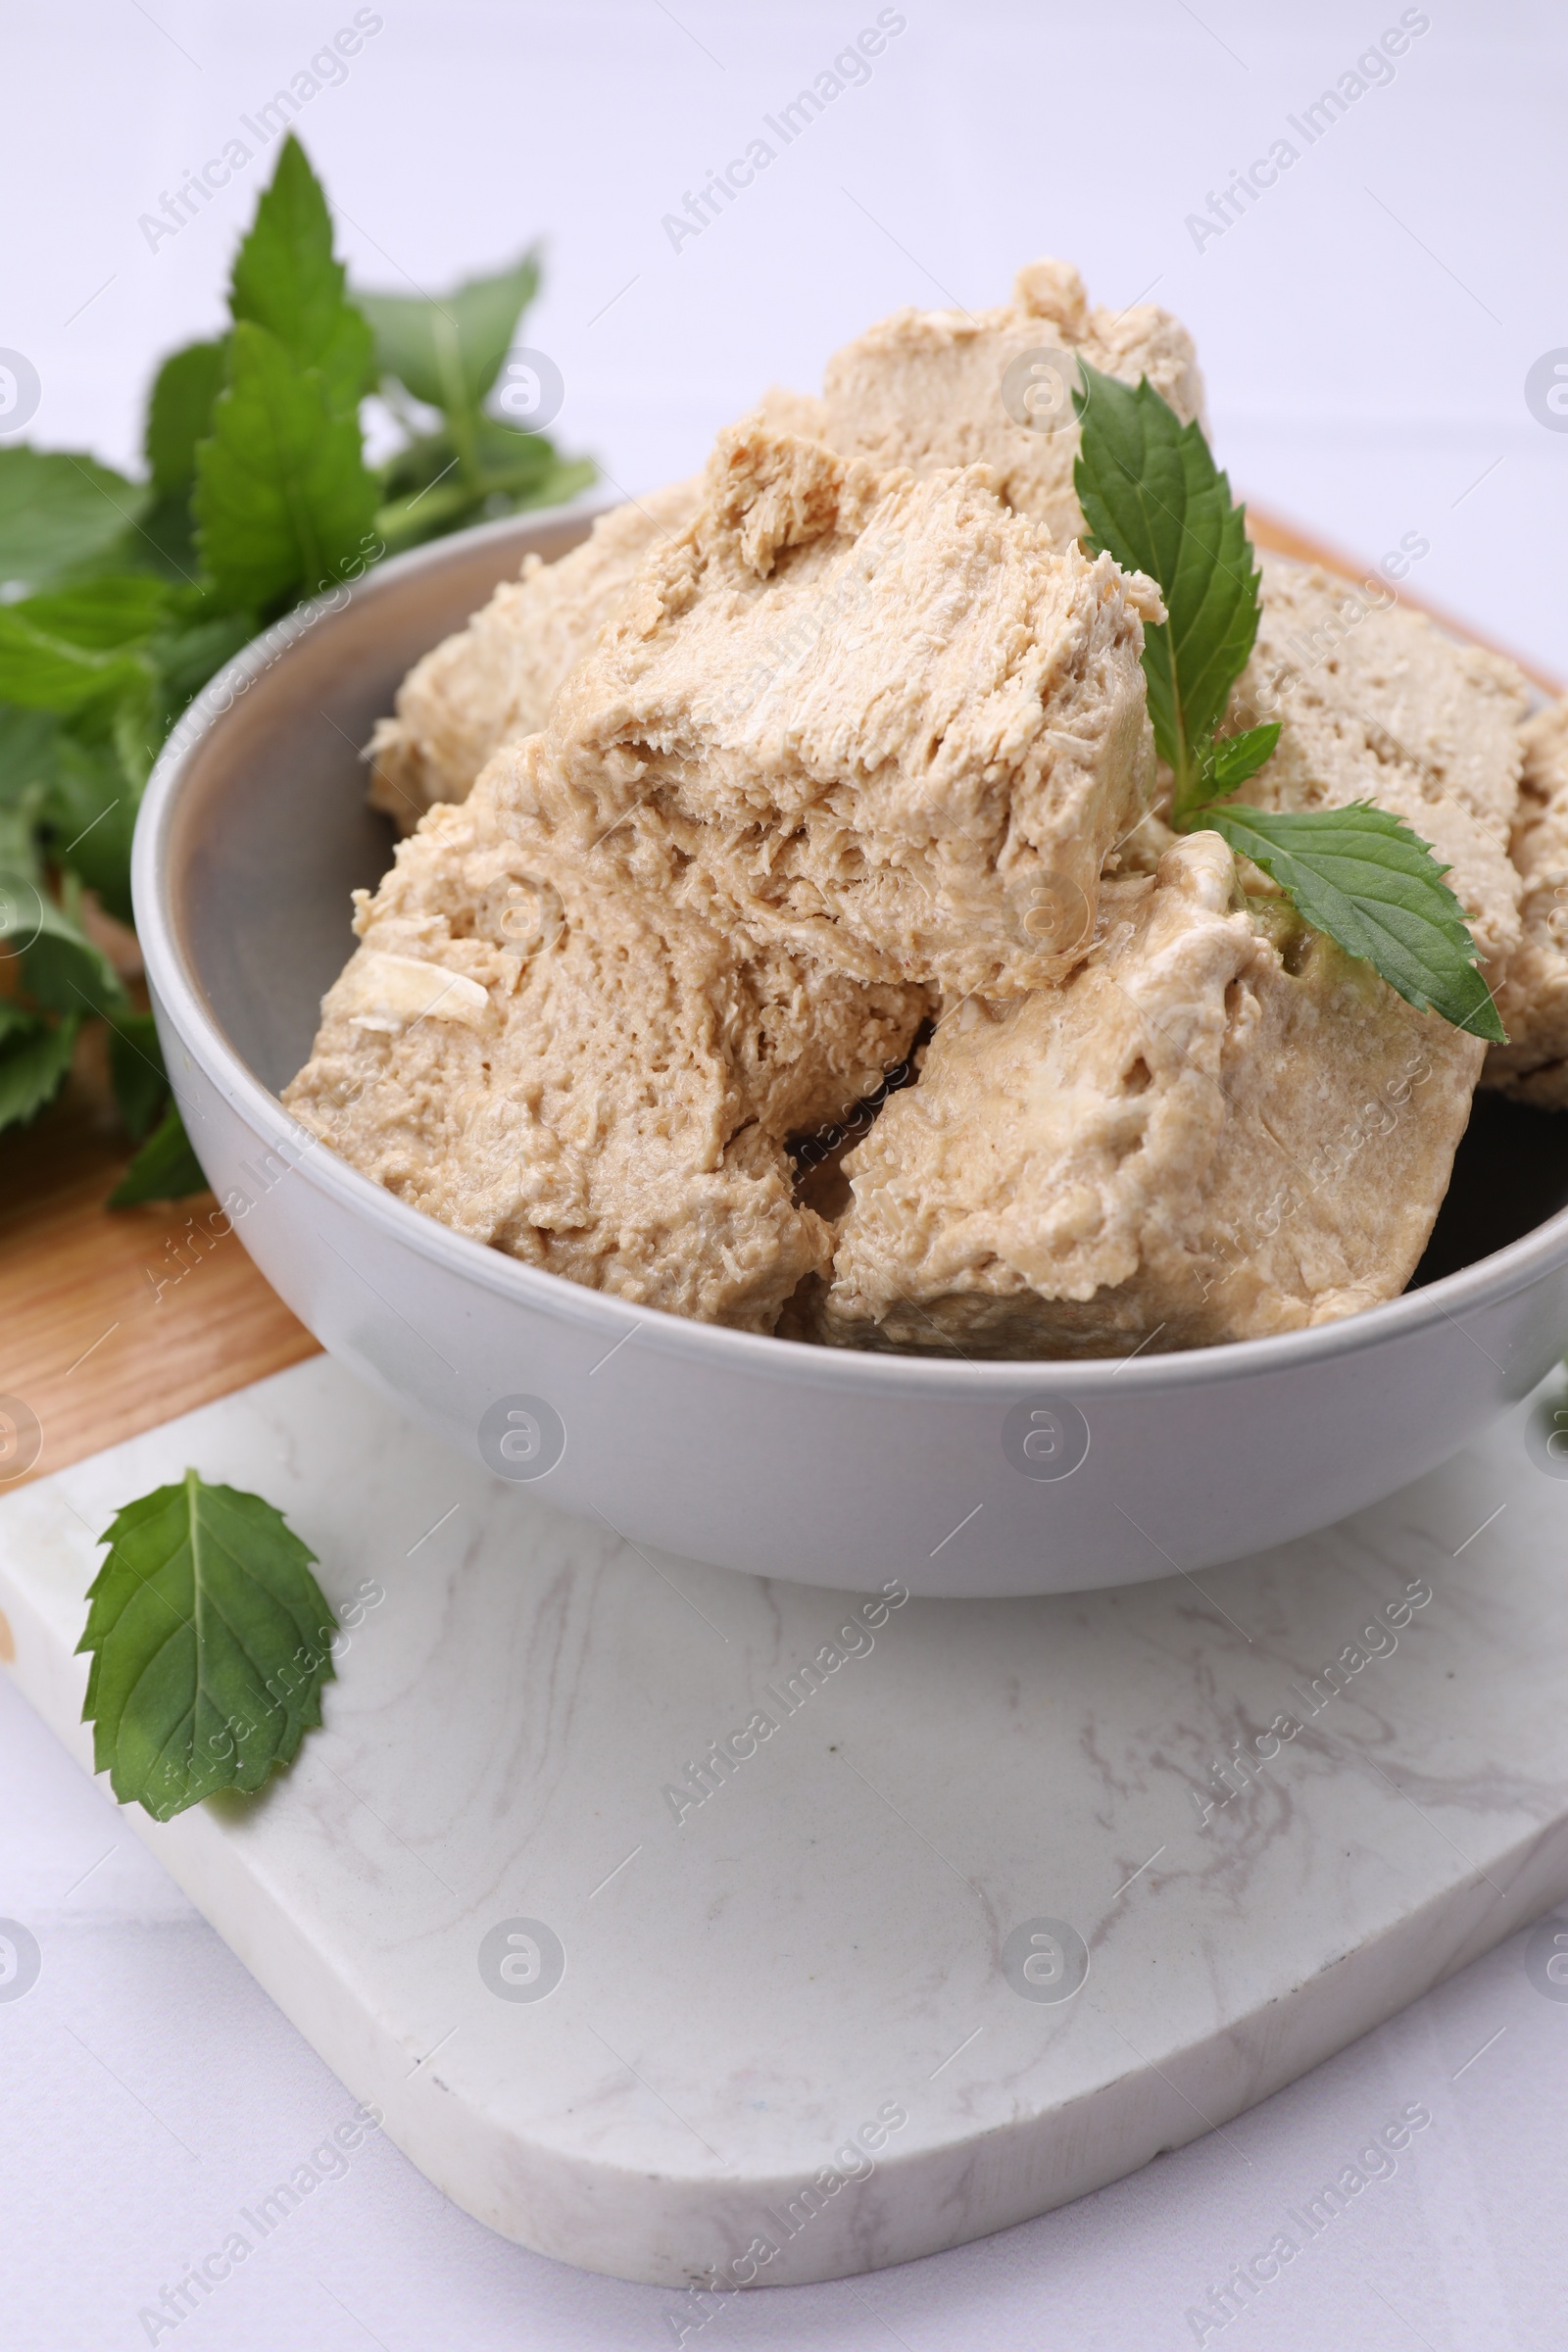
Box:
1195;800;1507;1043
0;448;146;594
76;1470;336;1820
1072;362;1262;814
0;1005;78;1133
360;247;540;416
229;134;373;413
194;319;379;612
107;1099;207;1205
1195;721;1282;805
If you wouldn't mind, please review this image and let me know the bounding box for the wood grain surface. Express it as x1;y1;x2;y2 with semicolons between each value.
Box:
0;1039;318;1496
0;509;1555;1494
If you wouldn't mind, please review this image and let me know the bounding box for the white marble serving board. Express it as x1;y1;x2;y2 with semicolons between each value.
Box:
2;1355;1567;2290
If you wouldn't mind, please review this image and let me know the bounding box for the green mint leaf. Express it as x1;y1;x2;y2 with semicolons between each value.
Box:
76;1468;336;1820
0;605;155;713
0;448;147;595
111;674;162;794
145;339;228;498
0;1004;78;1133
469;415;581;495
194;319;379;612
1195;800;1507;1043
1072;362;1262;813
360;247;540;417
15;882;128;1018
45;734;137;921
374;424;592;553
107;1100;207;1205
0;706;56;807
138;498;201;584
1195;720;1282;806
107;1010;170;1142
142;339;229;578
229;135;373;412
193;139;378;611
514;452;596;513
14;576;171;650
0;588;166;810
0;801;44;879
151;611;258;719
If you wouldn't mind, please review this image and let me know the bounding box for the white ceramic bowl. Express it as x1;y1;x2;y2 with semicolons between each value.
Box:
132;508;1568;1598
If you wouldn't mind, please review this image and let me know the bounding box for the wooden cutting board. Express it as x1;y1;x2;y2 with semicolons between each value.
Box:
1;512;1556;1493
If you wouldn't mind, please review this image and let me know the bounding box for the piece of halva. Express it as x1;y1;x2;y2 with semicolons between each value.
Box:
500;417;1161;1000
820;258;1205;546
1228;558;1530;980
366;479;703;833
1487;698;1568;1102
818;834;1483;1357
283;792;929;1330
363;394;828;833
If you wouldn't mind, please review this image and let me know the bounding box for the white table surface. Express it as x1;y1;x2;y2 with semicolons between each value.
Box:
4;5;1567;2346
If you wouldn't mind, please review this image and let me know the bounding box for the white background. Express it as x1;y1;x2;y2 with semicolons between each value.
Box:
4;3;1568;2347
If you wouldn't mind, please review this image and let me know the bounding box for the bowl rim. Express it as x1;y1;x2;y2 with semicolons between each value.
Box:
133;506;1568;1403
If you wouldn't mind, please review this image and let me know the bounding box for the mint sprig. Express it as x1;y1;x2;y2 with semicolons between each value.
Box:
228;136;375;414
360;250;539;417
361;250;595;552
1070;364;1275;820
0;1002;80;1130
1202;802;1504;1039
77;1470;335;1821
1196;719;1282;805
0;448;146;590
1072;362;1503;1042
0;132;593;1193
196;318;380;612
195;137;379;612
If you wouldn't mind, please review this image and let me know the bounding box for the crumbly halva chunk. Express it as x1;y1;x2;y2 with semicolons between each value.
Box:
363;394;827;834
1224;557;1531;979
500;418;1161;1000
366;479;703;833
753;382;829;441
816;834;1483;1357
820;258;1206;546
1486;698;1568;1102
282;791;929;1330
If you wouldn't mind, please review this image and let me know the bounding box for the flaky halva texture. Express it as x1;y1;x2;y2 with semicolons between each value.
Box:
815;834;1484;1358
291;415;1157;1330
496;417;1162;1001
364;393;830;836
281;797;930;1331
820;258;1206;546
361;260;1193;831
366;479;704;834
1223;558;1531;981
1486;698;1568;1103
